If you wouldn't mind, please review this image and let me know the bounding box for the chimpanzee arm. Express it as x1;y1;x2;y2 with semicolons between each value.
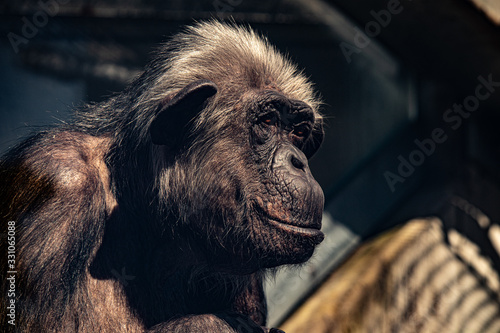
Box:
0;132;109;330
147;313;265;333
147;314;284;333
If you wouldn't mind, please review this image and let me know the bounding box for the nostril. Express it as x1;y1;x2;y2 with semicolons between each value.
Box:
291;155;305;171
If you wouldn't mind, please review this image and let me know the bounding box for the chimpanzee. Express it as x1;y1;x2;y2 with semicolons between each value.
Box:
0;21;324;332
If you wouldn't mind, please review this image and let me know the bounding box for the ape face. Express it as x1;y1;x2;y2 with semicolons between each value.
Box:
243;89;325;267
150;81;324;272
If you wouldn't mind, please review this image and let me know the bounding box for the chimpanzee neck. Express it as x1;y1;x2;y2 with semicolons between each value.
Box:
89;206;254;327
130;258;253;327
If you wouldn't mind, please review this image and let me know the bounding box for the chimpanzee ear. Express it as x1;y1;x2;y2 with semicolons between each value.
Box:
150;79;218;147
303;120;324;159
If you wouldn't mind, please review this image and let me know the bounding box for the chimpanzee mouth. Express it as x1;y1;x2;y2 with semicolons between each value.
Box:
252;199;324;243
267;217;324;242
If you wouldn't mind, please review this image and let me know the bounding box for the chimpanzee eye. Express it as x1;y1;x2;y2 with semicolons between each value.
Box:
259;113;278;126
292;124;311;138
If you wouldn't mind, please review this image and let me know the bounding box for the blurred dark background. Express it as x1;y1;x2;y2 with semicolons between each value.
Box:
1;0;499;326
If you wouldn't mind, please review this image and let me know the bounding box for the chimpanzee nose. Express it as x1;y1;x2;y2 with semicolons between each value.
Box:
272;144;324;230
290;154;305;171
273;145;310;176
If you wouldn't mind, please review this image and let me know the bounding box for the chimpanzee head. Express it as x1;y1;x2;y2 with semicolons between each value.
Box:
146;22;324;272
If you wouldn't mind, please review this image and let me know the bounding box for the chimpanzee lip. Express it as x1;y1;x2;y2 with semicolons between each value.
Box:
253;201;324;242
266;216;324;242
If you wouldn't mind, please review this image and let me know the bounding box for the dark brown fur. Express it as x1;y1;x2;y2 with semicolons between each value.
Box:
0;21;324;332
